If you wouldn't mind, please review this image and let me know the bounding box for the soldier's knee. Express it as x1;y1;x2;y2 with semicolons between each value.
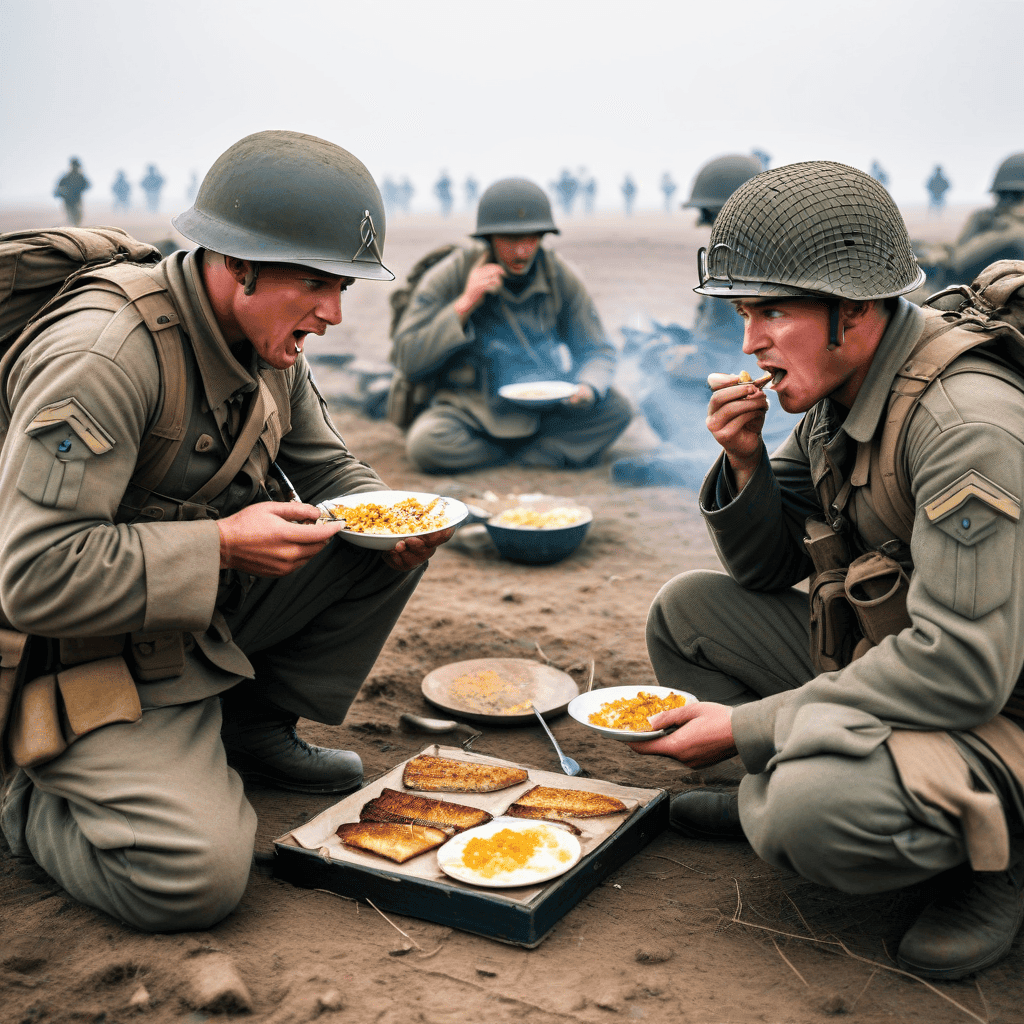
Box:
745;758;887;894
648;569;733;632
122;826;255;933
406;412;466;472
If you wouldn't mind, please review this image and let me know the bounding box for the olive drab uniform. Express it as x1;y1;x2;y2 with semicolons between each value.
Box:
389;242;632;472
0;248;425;930
648;295;1024;889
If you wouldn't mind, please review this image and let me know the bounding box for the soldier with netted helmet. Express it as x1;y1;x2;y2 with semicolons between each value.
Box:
390;176;631;472
630;159;1024;981
0;130;452;932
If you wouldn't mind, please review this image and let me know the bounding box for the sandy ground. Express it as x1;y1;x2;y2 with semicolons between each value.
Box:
2;200;1019;1024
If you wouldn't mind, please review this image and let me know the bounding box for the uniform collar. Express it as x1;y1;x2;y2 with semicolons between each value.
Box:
159;249;258;411
837;298;925;444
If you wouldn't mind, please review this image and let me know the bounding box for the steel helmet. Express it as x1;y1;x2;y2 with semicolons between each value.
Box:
471;178;559;238
684;154;764;218
695;161;925;301
172;130;393;281
991;153;1024;194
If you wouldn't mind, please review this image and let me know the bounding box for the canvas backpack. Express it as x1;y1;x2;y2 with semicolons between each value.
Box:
0;227;197;496
864;260;1024;544
0;226;290;508
384;243;459;428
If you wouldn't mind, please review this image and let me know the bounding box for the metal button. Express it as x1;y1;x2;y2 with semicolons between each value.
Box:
195;434;214;453
962;518;971;530
57;439;72;452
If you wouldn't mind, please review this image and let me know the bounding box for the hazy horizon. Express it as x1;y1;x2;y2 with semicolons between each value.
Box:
2;0;1022;212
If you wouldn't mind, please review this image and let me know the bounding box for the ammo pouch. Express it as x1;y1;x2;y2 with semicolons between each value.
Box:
807;552;912;674
804;518;912;674
6;655;141;771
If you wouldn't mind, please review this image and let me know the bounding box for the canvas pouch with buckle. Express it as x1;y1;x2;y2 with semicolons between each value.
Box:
7;655;142;770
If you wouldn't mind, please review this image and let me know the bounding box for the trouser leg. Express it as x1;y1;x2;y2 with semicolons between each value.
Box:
516;387;633;467
647;568;969;892
646;569;814;704
11;698;255;931
223;538;425;724
741;745;968;894
406;406;513;472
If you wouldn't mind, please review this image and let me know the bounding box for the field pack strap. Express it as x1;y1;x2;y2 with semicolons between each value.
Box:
187;378;268;507
861;316;1001;544
84;266;188;494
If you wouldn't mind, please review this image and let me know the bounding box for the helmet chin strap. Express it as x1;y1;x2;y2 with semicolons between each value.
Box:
826;299;844;351
242;263;260;296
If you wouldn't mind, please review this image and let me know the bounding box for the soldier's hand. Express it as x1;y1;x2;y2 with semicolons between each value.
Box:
381;527;456;572
627;701;737;769
217;502;346;576
454;262;505;321
706;373;769;491
563;384;596;408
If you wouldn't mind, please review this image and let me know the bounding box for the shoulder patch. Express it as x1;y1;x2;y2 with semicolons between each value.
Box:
924;470;1020;524
26;397;115;454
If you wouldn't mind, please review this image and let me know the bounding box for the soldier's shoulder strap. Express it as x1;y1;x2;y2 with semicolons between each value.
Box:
865;306;1024;544
75;264;189;494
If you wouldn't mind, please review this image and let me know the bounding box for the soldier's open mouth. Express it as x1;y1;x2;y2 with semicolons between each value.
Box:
771;369;786;387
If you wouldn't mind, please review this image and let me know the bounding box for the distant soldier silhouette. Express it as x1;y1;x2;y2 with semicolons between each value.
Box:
186;171;199;202
621;175;637;216
381;176;400;213
927;164;950;213
140;164;165;213
111;170;131;211
399;177;415;214
434;172;454;217
870;160;889;188
660;172;677;213
551;169;579;215
54;157;91;226
582;176;597;215
464;176;479;209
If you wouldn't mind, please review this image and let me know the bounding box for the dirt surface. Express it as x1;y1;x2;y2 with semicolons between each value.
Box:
2;201;1017;1024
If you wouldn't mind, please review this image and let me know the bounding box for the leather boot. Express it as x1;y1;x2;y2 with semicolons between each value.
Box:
669;786;746;841
0;770;33;860
897;838;1024;980
220;696;362;795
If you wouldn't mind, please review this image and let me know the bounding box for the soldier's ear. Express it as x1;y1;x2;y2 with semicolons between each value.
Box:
223;257;251;287
839;298;874;326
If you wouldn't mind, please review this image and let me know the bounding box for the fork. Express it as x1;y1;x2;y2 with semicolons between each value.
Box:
533;707;582;776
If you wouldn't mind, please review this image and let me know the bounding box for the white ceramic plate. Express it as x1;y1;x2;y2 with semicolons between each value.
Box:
315;490;468;550
437;818;582;888
567;685;698;741
498;381;578;407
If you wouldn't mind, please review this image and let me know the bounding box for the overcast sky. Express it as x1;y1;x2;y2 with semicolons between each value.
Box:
2;0;1022;212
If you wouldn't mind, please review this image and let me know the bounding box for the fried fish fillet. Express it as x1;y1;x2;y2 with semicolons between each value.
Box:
402;754;529;794
361;788;493;834
336;822;448;863
506;785;627;820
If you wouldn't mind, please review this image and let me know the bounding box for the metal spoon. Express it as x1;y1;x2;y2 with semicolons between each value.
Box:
533;706;582;776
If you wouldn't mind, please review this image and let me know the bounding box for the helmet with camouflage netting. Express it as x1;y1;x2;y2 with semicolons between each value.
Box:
172;130;393;281
684;154;764;225
471;178;559;238
991;153;1024;194
694;161;924;301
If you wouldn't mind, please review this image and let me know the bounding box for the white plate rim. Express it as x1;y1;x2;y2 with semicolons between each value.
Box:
497;381;578;404
436;817;582;888
315;489;469;540
567;685;698;741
